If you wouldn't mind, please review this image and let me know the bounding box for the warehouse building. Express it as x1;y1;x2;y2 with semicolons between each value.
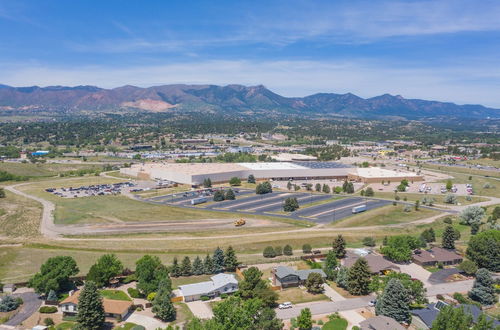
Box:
121;161;354;185
348;167;423;183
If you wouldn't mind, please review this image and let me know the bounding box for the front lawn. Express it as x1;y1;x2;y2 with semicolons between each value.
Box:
100;289;132;301
322;318;348;330
277;287;328;304
113;323;138;330
55;322;76;330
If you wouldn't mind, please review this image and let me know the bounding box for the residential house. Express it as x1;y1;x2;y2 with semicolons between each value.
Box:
411;302;500;329
60;290;132;320
179;273;238;302
359;315;405;330
412;247;463;267
343;252;400;274
272;266;326;288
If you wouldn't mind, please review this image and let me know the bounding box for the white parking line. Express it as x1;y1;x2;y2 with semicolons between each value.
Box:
246;194;327;211
306;200;373;218
219;193;293;209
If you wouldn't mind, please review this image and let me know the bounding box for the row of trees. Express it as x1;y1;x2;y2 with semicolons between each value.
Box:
170;246;238;277
263;244;293;258
213;189;235;201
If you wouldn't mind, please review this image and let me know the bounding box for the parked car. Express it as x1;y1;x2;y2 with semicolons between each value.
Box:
278;302;293;309
368;300;377;307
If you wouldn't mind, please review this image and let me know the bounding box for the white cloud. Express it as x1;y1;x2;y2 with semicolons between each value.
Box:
1;59;499;108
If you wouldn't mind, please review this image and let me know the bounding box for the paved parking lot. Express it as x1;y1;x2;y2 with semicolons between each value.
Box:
144;190;391;225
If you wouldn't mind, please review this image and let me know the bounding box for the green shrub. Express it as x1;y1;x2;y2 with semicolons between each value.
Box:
39;306;58;313
200;295;210;301
122;274;136;284
220;293;228;299
43;317;54;326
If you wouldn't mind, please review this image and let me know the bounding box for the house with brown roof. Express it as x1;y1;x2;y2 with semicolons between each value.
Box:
343;252;400;274
412;247;463;267
60;290;132;320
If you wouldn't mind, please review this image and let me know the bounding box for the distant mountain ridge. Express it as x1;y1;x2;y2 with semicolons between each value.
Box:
0;83;498;119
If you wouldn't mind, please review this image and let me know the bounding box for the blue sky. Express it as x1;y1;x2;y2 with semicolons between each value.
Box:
1;0;500;107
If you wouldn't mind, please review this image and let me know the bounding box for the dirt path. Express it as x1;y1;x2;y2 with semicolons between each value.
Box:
5;178;499;241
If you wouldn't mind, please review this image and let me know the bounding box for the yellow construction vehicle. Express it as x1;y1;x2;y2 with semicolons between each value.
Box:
234;218;246;227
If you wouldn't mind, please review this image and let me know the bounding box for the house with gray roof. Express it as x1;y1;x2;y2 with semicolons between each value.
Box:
359;315;405;330
272;266;326;288
343;252;400;274
411;302;500;329
179;273;238;302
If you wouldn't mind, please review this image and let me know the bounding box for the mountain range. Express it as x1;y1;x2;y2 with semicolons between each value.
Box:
0;83;498;120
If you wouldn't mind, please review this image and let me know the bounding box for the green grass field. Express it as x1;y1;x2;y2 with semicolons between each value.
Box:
100;289;131;301
0;162;103;178
330;204;440;227
422;163;500;179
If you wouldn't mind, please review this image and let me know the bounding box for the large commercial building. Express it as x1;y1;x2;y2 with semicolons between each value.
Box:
121;161;354;185
348;167;424;183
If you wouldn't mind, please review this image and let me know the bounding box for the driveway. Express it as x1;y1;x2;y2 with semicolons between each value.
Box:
397;263;432;287
426;279;474;297
125;312;167;329
428;268;461;285
186;301;214;319
4;292;42;326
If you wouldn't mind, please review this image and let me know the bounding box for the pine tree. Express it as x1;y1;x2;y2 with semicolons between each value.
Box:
347;258;371;295
315;183;321;192
152;279;176;322
203;254;214;275
322;184;330;193
171;257;181;277
213;190;225;202
323;250;338;280
375;278;411;323
247;174;256;183
468;268;497;305
224;246;238;272
332;235;346;258
225;189;235;200
283;244;293;256
192;256;204;275
181;257;192;276
212;247;225;273
442;225;456;249
76;281;105;330
203;178;212;188
335;266;349;289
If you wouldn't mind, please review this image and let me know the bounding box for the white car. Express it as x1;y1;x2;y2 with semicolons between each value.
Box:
278;302;293;309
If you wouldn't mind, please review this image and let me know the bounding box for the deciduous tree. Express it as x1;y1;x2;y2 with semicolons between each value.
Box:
86;254;123;288
297;308;312;330
466;230;500;271
28;256;79;295
305;272;324;294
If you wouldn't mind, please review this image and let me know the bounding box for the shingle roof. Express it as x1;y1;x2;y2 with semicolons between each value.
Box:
411;303;500;328
59;290;132;315
343;253;400;274
412;247;463;264
275;266;326;280
179;273;238;297
359;315;405;330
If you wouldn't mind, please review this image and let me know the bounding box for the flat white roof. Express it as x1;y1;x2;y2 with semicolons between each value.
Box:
239;162;307;170
351;167;421;178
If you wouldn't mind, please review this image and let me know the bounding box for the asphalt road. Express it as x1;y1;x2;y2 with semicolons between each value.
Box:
276;279;475;320
4;292;42;326
276;296;373;319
